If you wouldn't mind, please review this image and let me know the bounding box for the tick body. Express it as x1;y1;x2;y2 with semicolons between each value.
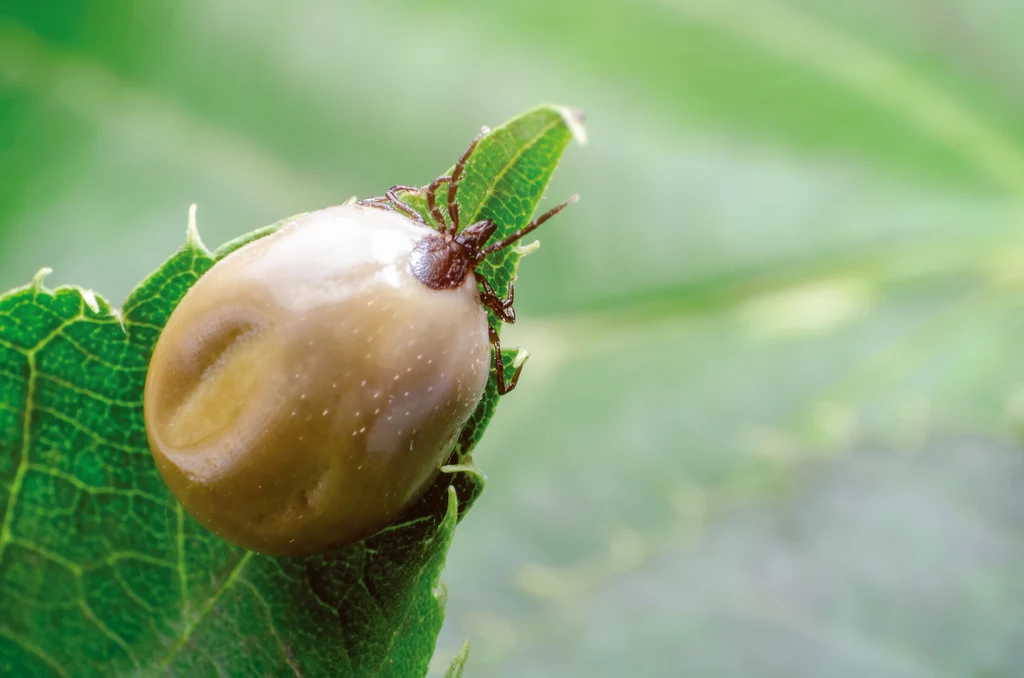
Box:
144;130;575;555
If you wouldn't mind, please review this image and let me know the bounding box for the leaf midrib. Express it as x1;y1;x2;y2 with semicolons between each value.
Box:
463;114;564;229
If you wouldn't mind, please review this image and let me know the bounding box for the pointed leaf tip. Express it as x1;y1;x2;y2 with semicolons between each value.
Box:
512;348;531;370
440;463;488;483
515;240;541;257
79;288;100;314
31;267;52;292
553;105;587;145
185;203;206;251
444;641;472;678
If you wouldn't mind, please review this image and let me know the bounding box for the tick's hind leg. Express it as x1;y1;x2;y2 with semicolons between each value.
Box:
478;277;516;324
488;326;524;395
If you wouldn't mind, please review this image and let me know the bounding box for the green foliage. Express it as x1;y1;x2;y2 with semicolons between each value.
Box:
442;642;470;678
0;105;579;676
4;1;1024;677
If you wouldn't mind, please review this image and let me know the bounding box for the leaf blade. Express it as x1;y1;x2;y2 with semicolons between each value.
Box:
0;104;579;676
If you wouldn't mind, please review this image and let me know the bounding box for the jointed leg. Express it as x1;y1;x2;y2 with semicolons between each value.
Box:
446;128;488;234
488;326;523;395
482;195;579;255
478;277;516;323
386;185;426;224
359;196;390;209
425;175;452;231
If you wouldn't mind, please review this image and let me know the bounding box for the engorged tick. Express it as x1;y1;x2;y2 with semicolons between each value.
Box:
143;127;576;555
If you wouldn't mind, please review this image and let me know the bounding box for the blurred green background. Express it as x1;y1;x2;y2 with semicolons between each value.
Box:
4;0;1024;675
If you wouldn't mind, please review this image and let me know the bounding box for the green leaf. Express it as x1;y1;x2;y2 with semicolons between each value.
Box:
5;1;1024;676
443;641;471;678
0;105;580;677
396;104;585;328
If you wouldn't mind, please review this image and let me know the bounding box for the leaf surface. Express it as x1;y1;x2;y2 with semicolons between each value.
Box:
0;105;579;677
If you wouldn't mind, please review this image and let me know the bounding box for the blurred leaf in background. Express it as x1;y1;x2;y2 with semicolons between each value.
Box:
2;0;1024;677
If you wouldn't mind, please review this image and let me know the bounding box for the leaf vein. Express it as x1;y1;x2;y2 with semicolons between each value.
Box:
35;405;144;455
24;463;166;505
7;536;83;574
464;116;563;226
176;503;189;623
36;373;142;408
0;626;71;677
54;331;145;374
237;577;302;677
78;596;140;668
154;551;253;672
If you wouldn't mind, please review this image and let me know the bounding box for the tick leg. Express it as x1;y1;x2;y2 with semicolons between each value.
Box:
482;195;579;255
425;175;452;232
447;128;488;234
386;185;426;224
488;326;523;395
478;277;516;324
359;196;392;210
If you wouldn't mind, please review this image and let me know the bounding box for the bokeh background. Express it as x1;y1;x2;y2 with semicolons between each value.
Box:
4;0;1024;676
